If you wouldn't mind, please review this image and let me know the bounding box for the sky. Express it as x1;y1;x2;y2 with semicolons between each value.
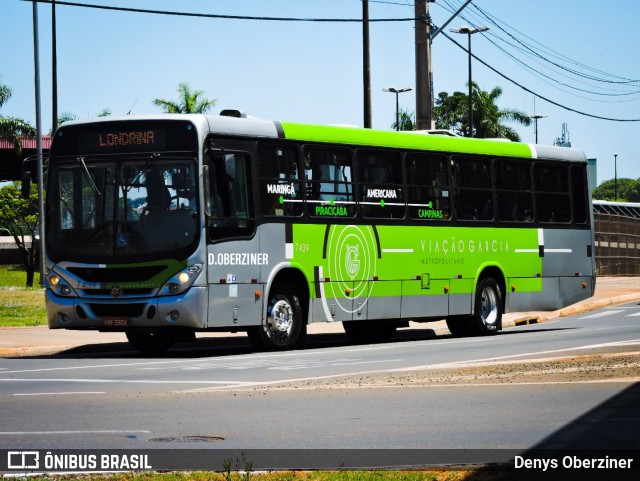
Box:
2;0;640;187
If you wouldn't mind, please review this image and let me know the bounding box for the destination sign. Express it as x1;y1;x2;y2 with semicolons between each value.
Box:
51;120;197;156
98;130;157;148
80;129;166;153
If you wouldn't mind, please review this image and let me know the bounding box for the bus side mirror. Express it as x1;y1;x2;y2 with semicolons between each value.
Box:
21;171;31;199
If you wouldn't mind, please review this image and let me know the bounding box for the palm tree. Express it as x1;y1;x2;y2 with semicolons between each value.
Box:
434;83;531;140
152;82;216;114
50;109;110;134
0;79;35;156
391;107;416;131
471;82;531;141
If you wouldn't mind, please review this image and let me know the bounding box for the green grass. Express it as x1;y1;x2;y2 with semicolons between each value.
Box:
11;468;636;481
0;263;41;287
0;264;46;327
8;471;475;481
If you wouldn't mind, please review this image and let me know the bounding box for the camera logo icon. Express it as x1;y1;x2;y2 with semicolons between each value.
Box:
7;451;40;470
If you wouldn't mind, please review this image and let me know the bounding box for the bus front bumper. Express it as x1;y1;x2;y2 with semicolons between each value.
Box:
45;286;208;330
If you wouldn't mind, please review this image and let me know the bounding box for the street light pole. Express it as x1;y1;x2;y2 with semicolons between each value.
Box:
383;87;412;131
614;153;618;201
529;114;547;144
450;25;489;137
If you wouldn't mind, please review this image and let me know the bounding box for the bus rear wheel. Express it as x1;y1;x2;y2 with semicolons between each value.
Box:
446;277;502;337
248;285;305;350
473;277;502;335
126;328;174;355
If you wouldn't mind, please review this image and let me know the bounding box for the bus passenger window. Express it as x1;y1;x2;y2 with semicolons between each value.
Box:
451;156;492;222
406;153;450;221
303;147;355;218
357;150;405;219
571;165;589;225
257;144;303;217
534;163;570;223
495;159;533;223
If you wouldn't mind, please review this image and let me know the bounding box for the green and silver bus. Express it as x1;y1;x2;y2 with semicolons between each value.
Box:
41;113;595;353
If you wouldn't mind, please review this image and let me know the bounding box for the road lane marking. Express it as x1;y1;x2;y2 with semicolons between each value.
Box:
0;430;150;435
13;391;106;396
391;339;640;371
0;378;249;385
579;310;625;319
141;357;402;372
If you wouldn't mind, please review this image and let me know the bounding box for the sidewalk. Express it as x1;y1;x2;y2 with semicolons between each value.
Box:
1;277;639;358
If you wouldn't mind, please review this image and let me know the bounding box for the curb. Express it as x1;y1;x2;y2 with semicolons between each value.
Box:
505;292;640;328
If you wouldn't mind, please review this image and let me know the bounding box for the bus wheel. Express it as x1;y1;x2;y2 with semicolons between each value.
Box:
248;286;305;350
472;277;502;336
343;321;397;344
126;329;174;355
446;277;502;337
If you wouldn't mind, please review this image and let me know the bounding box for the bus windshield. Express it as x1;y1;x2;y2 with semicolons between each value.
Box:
46;156;199;262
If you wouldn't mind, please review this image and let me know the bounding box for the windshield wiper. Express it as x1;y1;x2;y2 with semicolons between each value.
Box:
76;156;102;197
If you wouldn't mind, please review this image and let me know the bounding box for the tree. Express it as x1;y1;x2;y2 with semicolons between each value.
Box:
52;108;111;133
434;82;531;140
0;182;40;288
434;90;467;135
57;111;78;126
592;178;640;202
391;107;416;131
472;83;531;140
152;82;216;114
0;78;36;156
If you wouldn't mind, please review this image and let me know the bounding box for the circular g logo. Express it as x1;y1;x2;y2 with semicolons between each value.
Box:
345;244;361;278
323;225;378;314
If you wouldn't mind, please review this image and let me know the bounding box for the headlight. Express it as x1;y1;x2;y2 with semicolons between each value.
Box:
48;272;76;296
159;264;203;296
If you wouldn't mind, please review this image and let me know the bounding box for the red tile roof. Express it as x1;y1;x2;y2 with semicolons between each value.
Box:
0;135;52;150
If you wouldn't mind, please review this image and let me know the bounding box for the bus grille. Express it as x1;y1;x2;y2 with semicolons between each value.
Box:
68;265;166;283
82;288;155;297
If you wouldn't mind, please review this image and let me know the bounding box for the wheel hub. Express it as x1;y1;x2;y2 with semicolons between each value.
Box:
269;299;293;334
480;287;498;325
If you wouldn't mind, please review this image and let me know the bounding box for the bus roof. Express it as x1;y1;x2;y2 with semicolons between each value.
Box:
55;113;587;163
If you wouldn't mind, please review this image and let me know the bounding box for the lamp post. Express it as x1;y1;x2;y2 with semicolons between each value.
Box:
383;87;412;131
450;25;489;137
529;114;547;144
614;153;618;201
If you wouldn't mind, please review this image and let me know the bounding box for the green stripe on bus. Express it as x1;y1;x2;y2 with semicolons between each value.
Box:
280;123;534;158
292;224;543;298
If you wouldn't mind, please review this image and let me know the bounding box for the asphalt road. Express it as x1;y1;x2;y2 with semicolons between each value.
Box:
1;302;639;452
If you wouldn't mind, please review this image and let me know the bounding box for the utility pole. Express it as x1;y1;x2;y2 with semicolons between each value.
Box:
32;0;46;286
52;0;58;133
363;0;372;128
415;1;434;130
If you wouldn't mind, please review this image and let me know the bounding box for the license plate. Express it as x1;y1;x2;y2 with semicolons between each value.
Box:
103;317;128;327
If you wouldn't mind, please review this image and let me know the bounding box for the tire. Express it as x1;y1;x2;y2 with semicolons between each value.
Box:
446;277;502;337
471;276;502;335
126;329;174;355
247;285;306;350
342;320;397;344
